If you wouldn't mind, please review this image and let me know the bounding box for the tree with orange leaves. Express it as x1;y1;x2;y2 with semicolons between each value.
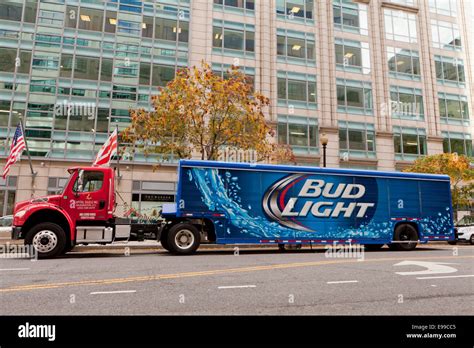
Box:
404;153;473;213
123;62;294;164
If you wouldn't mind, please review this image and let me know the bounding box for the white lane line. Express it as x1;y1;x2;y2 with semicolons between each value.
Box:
0;268;30;271
218;285;256;289
90;290;137;295
416;274;474;280
326;280;359;284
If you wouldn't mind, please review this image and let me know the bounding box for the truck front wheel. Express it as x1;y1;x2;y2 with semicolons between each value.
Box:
25;222;67;259
167;223;200;255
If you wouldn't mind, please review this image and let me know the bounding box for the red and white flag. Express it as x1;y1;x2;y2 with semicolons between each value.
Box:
93;128;118;166
2;124;26;179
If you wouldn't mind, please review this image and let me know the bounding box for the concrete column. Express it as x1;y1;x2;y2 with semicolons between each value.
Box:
188;0;212;67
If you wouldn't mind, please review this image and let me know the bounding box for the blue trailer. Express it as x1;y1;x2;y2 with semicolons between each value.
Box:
159;160;454;254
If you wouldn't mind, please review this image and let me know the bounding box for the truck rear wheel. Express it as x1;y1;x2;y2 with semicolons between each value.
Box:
25;222;66;259
389;224;418;251
167;223;200;255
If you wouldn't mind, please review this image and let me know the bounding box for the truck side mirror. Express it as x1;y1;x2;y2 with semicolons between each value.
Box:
75;170;84;196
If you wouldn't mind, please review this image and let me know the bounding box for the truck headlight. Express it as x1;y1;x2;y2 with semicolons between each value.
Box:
14;210;26;219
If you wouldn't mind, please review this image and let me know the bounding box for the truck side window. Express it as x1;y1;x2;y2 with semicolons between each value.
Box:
73;171;104;193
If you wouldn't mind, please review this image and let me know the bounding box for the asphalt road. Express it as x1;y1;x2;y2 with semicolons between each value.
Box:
0;244;473;315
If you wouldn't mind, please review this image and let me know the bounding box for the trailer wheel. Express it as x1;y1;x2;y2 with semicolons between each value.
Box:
389;224;418;251
364;244;384;251
167;223;200;255
25;222;66;259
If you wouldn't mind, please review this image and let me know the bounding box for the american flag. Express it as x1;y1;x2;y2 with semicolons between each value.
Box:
2;124;26;179
93;128;118;166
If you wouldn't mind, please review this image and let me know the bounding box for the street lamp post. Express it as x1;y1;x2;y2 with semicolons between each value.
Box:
320;133;328;168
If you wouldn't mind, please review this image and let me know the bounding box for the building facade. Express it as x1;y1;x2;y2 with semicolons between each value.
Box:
0;0;472;217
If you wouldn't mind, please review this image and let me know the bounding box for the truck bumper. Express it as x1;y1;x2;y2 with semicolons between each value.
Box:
12;226;23;240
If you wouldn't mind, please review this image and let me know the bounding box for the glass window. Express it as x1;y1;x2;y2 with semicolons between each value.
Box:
386;47;420;79
74;171;104;192
443;133;472;156
278;119;318;150
104;11;117;33
24;0;37;23
0;1;23;21
431;19;461;50
152;65;175;87
0;48;17;72
78;8;104;32
438;94;469;121
60;54;73;78
276;0;314;21
429;0;457;16
38;10;64;26
155;18;177;41
384;9;417;43
142;16;154;38
336;80;372;113
101;58;113;82
278;32;315;62
213;22;253;53
277;74;317;105
224;29;244;50
140;63;151;85
74;56;99;81
435;56;465;84
390;87;424;119
214;0;255;11
394;130;427;157
339;124;375;154
333;0;368;35
65;6;77;28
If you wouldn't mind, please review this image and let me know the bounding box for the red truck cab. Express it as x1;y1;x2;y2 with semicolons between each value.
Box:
12;166;119;258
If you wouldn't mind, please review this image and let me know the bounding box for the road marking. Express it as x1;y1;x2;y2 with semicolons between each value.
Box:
0;255;473;293
394;260;458;276
218;285;256;289
416;274;474;280
0;268;30;271
90;290;136;295
326;280;358;284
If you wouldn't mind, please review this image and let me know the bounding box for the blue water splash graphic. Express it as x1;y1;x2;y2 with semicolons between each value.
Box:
190;168;296;238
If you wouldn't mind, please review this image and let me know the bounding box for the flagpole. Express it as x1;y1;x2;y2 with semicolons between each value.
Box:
116;123;121;182
19;115;36;177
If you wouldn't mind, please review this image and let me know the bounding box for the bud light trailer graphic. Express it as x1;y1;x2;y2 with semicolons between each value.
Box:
167;160;454;250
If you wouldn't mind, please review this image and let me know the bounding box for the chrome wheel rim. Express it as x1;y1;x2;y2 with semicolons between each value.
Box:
175;229;194;250
32;230;58;253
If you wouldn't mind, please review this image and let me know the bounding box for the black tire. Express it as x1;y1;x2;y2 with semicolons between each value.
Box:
389;224;418;251
167;223;200;255
448;240;457;245
24;222;66;259
278;243;286;251
160;233;171;251
364;244;384;251
470;235;474;245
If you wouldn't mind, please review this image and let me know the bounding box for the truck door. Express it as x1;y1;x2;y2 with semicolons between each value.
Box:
65;170;108;222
